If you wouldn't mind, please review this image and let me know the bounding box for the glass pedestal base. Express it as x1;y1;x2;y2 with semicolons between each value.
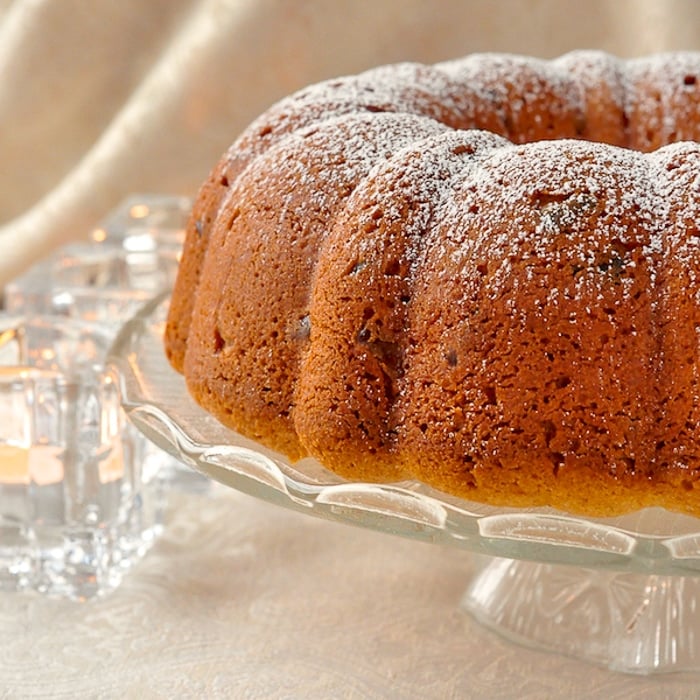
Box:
462;556;700;675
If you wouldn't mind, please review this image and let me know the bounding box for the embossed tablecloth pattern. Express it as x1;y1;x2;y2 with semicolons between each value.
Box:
1;484;698;699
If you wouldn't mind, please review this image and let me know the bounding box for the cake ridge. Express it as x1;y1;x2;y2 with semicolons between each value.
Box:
294;129;510;478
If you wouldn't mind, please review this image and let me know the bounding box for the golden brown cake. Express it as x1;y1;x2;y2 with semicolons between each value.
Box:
165;51;700;517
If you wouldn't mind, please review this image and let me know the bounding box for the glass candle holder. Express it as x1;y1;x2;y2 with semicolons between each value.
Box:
4;195;209;496
4;194;190;322
0;315;167;599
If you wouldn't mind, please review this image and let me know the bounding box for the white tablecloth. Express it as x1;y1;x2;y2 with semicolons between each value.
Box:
2;482;698;699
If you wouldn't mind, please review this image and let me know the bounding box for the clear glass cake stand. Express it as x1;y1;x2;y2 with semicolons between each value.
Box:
108;293;700;675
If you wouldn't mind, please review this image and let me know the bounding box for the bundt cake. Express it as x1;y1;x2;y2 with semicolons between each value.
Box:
165;50;700;517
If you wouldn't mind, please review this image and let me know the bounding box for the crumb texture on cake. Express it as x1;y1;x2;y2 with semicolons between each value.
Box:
165;51;700;517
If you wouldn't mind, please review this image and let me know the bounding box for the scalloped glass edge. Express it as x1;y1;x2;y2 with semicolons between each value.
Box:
108;293;700;577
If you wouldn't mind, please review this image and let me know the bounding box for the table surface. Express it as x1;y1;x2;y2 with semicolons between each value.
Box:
2;481;700;699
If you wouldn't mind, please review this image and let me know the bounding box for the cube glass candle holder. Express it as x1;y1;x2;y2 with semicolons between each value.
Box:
4;194;191;323
0;195;199;599
4;195;209;498
0;315;167;599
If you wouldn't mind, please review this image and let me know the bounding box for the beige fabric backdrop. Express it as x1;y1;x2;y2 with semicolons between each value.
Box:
1;0;700;284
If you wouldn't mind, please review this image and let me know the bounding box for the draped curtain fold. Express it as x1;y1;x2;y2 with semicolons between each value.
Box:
0;0;698;283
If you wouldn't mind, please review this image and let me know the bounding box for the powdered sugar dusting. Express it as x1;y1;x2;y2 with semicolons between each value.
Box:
240;111;448;237
222;49;700;190
437;140;655;288
438;52;585;128
222;48;700;397
624;53;700;148
210;47;700;341
347;130;511;261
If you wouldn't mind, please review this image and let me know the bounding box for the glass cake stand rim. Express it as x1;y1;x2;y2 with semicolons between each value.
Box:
107;292;700;579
